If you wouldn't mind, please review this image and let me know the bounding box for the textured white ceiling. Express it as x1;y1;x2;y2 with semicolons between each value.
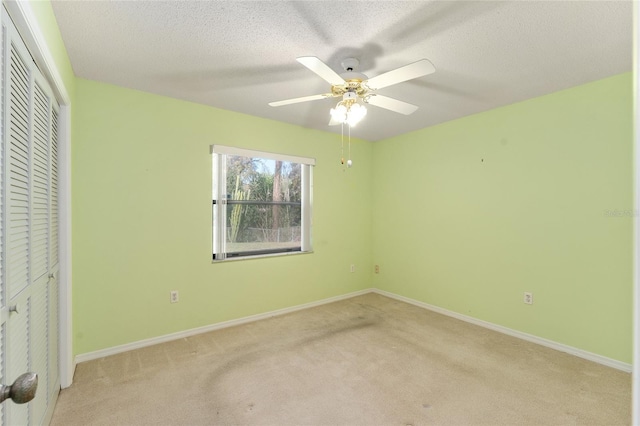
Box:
51;1;632;142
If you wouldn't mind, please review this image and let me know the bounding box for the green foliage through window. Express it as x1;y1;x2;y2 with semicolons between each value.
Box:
212;147;313;260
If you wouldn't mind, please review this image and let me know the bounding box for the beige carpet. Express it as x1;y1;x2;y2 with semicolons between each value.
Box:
50;293;631;425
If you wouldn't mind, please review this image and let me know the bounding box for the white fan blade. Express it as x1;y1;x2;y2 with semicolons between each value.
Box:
365;59;435;90
366;95;419;115
297;56;345;86
269;93;333;107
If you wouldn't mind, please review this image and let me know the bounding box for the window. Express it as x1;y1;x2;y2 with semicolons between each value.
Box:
211;145;314;260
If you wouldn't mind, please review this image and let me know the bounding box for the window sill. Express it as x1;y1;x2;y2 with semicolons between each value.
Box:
211;250;314;263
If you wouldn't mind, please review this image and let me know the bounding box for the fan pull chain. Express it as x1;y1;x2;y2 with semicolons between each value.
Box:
347;124;352;168
341;122;345;166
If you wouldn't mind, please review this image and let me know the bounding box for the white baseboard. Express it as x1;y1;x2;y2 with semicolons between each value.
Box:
75;288;374;364
372;289;632;373
76;287;632;374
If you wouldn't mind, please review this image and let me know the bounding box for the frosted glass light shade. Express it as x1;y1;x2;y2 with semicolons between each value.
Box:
330;101;367;126
330;104;348;123
347;103;367;127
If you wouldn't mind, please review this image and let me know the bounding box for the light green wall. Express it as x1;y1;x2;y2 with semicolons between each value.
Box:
372;73;633;363
73;74;633;362
72;79;373;355
18;0;638;372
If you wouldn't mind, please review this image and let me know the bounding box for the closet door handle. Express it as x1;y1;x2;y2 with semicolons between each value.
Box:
0;373;38;404
9;304;18;314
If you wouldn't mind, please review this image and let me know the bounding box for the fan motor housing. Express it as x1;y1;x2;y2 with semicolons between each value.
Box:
331;79;369;97
330;58;370;98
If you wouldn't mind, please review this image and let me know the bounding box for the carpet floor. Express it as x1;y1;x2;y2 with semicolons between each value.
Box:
50;293;631;425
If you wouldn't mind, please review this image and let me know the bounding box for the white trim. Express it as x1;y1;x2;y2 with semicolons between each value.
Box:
373;289;632;373
76;287;632;375
3;0;74;387
211;144;316;166
75;289;373;363
58;105;73;388
2;1;70;105
633;0;639;422
211;152;226;260
41;381;60;426
301;163;312;251
211;147;314;261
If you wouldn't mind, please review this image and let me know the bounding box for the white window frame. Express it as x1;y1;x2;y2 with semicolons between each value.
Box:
211;145;314;261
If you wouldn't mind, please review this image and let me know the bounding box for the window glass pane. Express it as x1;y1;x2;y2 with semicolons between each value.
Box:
224;155;302;257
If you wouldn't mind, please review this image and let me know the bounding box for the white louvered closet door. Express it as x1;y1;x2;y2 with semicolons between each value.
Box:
0;7;60;426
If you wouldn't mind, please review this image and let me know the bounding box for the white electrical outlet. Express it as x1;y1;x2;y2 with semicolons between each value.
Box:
350;264;355;273
524;292;533;305
170;290;179;303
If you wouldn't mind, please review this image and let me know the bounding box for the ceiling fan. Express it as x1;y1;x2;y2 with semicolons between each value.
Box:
268;56;436;126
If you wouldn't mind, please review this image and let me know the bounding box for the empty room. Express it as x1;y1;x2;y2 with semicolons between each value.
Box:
0;1;637;425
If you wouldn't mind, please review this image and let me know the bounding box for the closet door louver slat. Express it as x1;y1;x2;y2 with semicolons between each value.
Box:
31;82;49;283
7;41;30;301
0;8;61;424
50;108;57;269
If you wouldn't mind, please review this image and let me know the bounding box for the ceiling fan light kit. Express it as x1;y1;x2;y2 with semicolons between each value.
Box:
330;92;368;127
270;55;436;165
269;55;435;117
